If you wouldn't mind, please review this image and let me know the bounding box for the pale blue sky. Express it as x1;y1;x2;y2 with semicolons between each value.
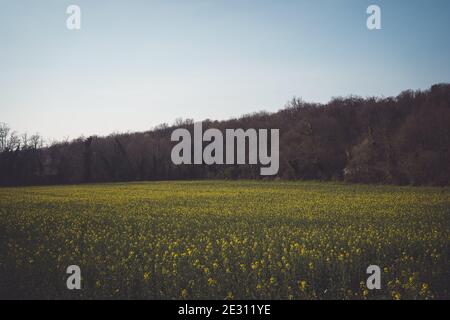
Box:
1;0;450;140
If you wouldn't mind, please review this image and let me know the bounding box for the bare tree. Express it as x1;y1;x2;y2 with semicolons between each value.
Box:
30;133;43;149
0;123;11;152
7;131;21;151
21;133;29;149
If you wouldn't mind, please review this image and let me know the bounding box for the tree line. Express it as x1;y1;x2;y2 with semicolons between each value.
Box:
1;84;449;186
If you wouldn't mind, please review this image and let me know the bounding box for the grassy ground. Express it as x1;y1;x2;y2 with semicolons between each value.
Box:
0;181;449;300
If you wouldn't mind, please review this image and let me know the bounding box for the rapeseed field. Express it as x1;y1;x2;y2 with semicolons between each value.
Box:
0;181;448;300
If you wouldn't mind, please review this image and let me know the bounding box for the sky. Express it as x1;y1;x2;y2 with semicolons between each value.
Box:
1;0;450;140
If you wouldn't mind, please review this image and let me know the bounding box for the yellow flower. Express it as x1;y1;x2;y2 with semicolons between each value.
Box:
207;278;217;287
226;292;234;300
392;291;401;300
298;280;307;291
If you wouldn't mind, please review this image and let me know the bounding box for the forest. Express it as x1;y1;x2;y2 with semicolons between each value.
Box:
1;83;449;186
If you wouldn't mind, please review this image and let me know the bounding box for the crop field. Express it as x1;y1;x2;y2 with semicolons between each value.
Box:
0;181;449;300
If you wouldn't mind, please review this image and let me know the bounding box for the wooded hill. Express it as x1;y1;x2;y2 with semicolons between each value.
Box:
1;84;449;186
